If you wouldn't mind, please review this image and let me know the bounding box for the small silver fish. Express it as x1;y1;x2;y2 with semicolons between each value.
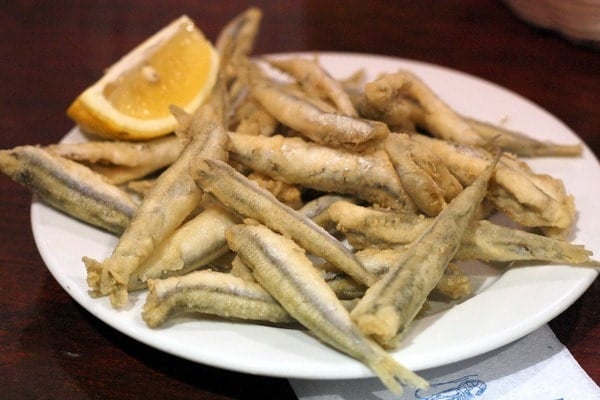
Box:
251;80;389;151
194;158;378;287
142;269;294;328
226;223;428;395
351;151;501;347
0;145;136;234
228;132;417;212
267;57;359;117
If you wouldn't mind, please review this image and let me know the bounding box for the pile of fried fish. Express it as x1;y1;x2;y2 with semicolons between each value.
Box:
1;8;598;395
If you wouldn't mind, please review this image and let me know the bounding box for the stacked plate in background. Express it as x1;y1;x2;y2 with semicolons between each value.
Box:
504;0;600;44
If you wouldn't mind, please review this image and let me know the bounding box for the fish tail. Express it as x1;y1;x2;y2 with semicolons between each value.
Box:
369;353;429;395
109;284;129;308
83;256;129;307
141;279;168;328
83;256;103;294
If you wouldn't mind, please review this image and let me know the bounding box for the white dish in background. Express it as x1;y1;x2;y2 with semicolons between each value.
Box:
31;53;599;379
504;0;600;43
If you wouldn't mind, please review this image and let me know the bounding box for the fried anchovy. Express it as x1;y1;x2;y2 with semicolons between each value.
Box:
327;200;430;248
215;7;262;73
228;132;417;212
0;145;136;234
128;201;240;291
194;159;377;287
142;263;367;328
84;104;230;308
464;117;582;158
46;134;184;184
350;151;500;347
251;80;389;151
411;133;575;237
142;269;294;328
364;70;485;147
230;249;368;301
363;71;583;158
267;56;359;116
226;223;428;394
456;219;600;266
330;198;598;266
214;7;264;132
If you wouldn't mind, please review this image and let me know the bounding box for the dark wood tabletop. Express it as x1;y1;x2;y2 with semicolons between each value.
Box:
1;1;598;399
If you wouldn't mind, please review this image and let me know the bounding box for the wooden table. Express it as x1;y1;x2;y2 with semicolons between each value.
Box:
1;1;598;398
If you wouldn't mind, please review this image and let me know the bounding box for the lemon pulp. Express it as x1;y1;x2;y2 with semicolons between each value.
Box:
68;15;219;140
103;27;214;120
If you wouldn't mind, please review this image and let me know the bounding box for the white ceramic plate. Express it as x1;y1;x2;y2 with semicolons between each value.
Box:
31;53;599;379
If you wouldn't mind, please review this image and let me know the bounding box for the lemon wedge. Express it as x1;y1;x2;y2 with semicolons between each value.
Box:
67;15;219;140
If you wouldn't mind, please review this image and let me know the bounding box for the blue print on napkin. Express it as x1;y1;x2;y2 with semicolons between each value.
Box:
414;374;486;399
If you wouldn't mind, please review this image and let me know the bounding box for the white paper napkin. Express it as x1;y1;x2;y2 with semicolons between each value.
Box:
289;324;600;399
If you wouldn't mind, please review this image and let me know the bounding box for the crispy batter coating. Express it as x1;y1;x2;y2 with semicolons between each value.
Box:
0;145;136;234
229;132;417;212
84;103;230;307
350;152;500;347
